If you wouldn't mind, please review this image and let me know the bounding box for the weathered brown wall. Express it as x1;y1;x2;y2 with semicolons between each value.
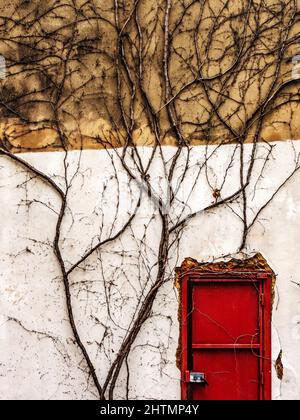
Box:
0;0;300;152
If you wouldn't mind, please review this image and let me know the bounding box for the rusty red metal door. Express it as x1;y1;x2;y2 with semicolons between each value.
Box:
181;271;272;400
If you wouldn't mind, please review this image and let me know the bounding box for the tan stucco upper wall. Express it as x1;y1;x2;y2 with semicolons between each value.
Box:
0;0;300;152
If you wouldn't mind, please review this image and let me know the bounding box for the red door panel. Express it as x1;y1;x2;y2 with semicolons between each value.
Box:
192;350;260;400
181;272;272;400
192;282;260;345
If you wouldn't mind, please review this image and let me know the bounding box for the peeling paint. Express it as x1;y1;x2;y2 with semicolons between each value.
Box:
275;350;284;381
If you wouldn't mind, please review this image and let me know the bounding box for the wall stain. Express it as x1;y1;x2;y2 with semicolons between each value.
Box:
275;350;284;381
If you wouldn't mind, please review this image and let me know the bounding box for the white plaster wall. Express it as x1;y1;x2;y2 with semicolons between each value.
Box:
0;141;300;400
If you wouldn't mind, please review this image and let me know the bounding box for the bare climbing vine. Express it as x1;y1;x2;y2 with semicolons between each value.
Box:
0;0;300;400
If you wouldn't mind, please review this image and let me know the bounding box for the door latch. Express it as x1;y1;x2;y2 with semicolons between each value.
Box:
186;371;208;384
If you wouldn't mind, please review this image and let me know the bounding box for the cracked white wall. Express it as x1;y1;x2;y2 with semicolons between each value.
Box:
1;141;300;400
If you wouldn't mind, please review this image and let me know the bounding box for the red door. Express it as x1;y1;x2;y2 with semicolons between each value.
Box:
181;271;272;400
